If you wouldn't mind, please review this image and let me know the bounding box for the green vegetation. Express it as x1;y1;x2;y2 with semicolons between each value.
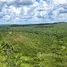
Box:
0;22;67;67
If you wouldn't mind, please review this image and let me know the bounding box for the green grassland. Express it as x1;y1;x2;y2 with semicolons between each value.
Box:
0;22;67;67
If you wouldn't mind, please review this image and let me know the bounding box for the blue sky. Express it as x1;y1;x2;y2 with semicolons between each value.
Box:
0;0;67;24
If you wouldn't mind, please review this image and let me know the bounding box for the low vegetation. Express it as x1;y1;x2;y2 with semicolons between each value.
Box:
0;22;67;67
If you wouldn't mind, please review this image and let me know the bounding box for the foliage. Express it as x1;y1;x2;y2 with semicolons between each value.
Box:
0;22;67;67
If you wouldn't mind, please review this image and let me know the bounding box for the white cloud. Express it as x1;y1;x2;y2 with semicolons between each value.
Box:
0;0;35;6
57;13;67;20
3;15;10;21
0;0;67;24
0;0;15;2
8;6;21;15
51;0;67;6
18;0;35;5
22;6;28;15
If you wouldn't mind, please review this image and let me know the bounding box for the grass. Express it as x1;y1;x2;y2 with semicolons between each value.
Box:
0;22;67;67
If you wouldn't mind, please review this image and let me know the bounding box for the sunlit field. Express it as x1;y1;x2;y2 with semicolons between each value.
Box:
0;22;67;67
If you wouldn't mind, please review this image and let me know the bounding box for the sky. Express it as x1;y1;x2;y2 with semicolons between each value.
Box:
0;0;67;24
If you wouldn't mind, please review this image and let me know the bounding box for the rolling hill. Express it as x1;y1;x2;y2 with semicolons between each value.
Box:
0;22;67;67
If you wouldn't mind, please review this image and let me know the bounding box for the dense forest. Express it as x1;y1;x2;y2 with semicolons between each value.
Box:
0;22;67;67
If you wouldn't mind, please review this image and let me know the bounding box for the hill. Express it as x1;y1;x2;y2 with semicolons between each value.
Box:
0;22;67;67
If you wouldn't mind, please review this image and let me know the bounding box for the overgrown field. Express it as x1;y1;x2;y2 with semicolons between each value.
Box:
0;23;67;67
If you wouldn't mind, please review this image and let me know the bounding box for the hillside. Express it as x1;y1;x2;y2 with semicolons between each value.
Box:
0;22;67;67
